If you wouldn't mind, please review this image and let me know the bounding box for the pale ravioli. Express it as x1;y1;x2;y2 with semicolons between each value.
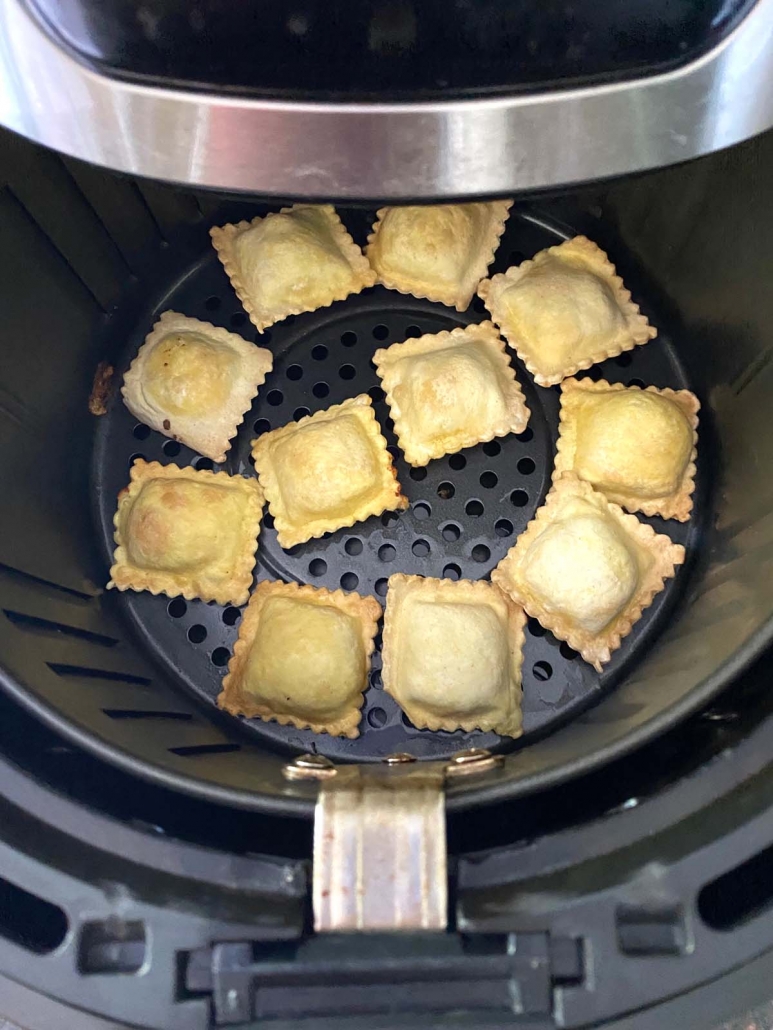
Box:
366;201;512;311
210;205;376;332
218;581;381;737
555;378;700;521
382;574;525;737
492;473;684;671
122;311;273;462
108;460;263;606
478;236;656;386
374;322;530;466
252;394;408;549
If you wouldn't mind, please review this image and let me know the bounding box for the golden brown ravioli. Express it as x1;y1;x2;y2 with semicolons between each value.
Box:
492;473;684;670
122;311;273;462
374;322;529;466
382;574;525;737
108;460;264;606
554;378;700;521
478;236;656;386
252;395;408;549
366;201;512;311
210;205;375;332
218;581;381;738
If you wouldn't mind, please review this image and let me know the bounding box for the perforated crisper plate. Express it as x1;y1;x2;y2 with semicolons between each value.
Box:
93;211;703;764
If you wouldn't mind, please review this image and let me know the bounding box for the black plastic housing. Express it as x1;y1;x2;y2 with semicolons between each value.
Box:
25;0;756;99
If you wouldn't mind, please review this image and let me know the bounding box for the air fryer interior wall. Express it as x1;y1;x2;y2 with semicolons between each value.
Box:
0;127;771;818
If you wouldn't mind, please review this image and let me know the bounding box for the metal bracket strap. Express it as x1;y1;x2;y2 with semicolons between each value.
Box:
283;748;504;933
313;761;447;932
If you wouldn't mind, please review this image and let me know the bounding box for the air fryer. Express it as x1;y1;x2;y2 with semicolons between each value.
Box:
1;0;773;1027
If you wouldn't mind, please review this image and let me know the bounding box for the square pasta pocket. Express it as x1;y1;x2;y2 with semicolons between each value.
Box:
382;574;525;737
252;395;408;548
122;311;272;462
108;460;263;606
554;378;699;521
211;204;375;332
218;581;381;738
366;201;512;311
374;322;529;466
492;473;684;671
478;236;656;386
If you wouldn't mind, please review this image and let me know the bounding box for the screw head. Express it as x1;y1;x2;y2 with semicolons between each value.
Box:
282;753;337;781
450;747;493;765
383;752;417;765
445;747;504;778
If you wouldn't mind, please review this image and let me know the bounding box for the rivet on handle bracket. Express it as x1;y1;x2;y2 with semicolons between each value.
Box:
282;753;338;781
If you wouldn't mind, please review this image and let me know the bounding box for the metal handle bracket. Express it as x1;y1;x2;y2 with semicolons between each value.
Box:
291;748;503;933
313;761;447;932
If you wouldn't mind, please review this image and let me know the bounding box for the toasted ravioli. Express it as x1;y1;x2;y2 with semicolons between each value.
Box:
367;201;512;310
382;574;524;737
492;474;684;670
218;581;381;738
210;205;375;332
554;378;699;520
478;236;655;386
108;460;263;606
122;311;272;462
374;322;529;466
251;395;408;548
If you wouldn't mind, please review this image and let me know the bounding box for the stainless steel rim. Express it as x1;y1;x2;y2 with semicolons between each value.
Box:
1;0;773;198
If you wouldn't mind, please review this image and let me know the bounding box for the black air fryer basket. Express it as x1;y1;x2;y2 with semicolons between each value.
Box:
1;119;773;1029
90;207;704;776
0;152;736;817
0;181;716;813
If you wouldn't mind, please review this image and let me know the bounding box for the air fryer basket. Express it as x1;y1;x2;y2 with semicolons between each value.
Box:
93;211;704;766
0;127;770;818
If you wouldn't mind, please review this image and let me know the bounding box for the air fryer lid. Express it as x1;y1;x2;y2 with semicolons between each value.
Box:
22;0;756;98
1;0;773;196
